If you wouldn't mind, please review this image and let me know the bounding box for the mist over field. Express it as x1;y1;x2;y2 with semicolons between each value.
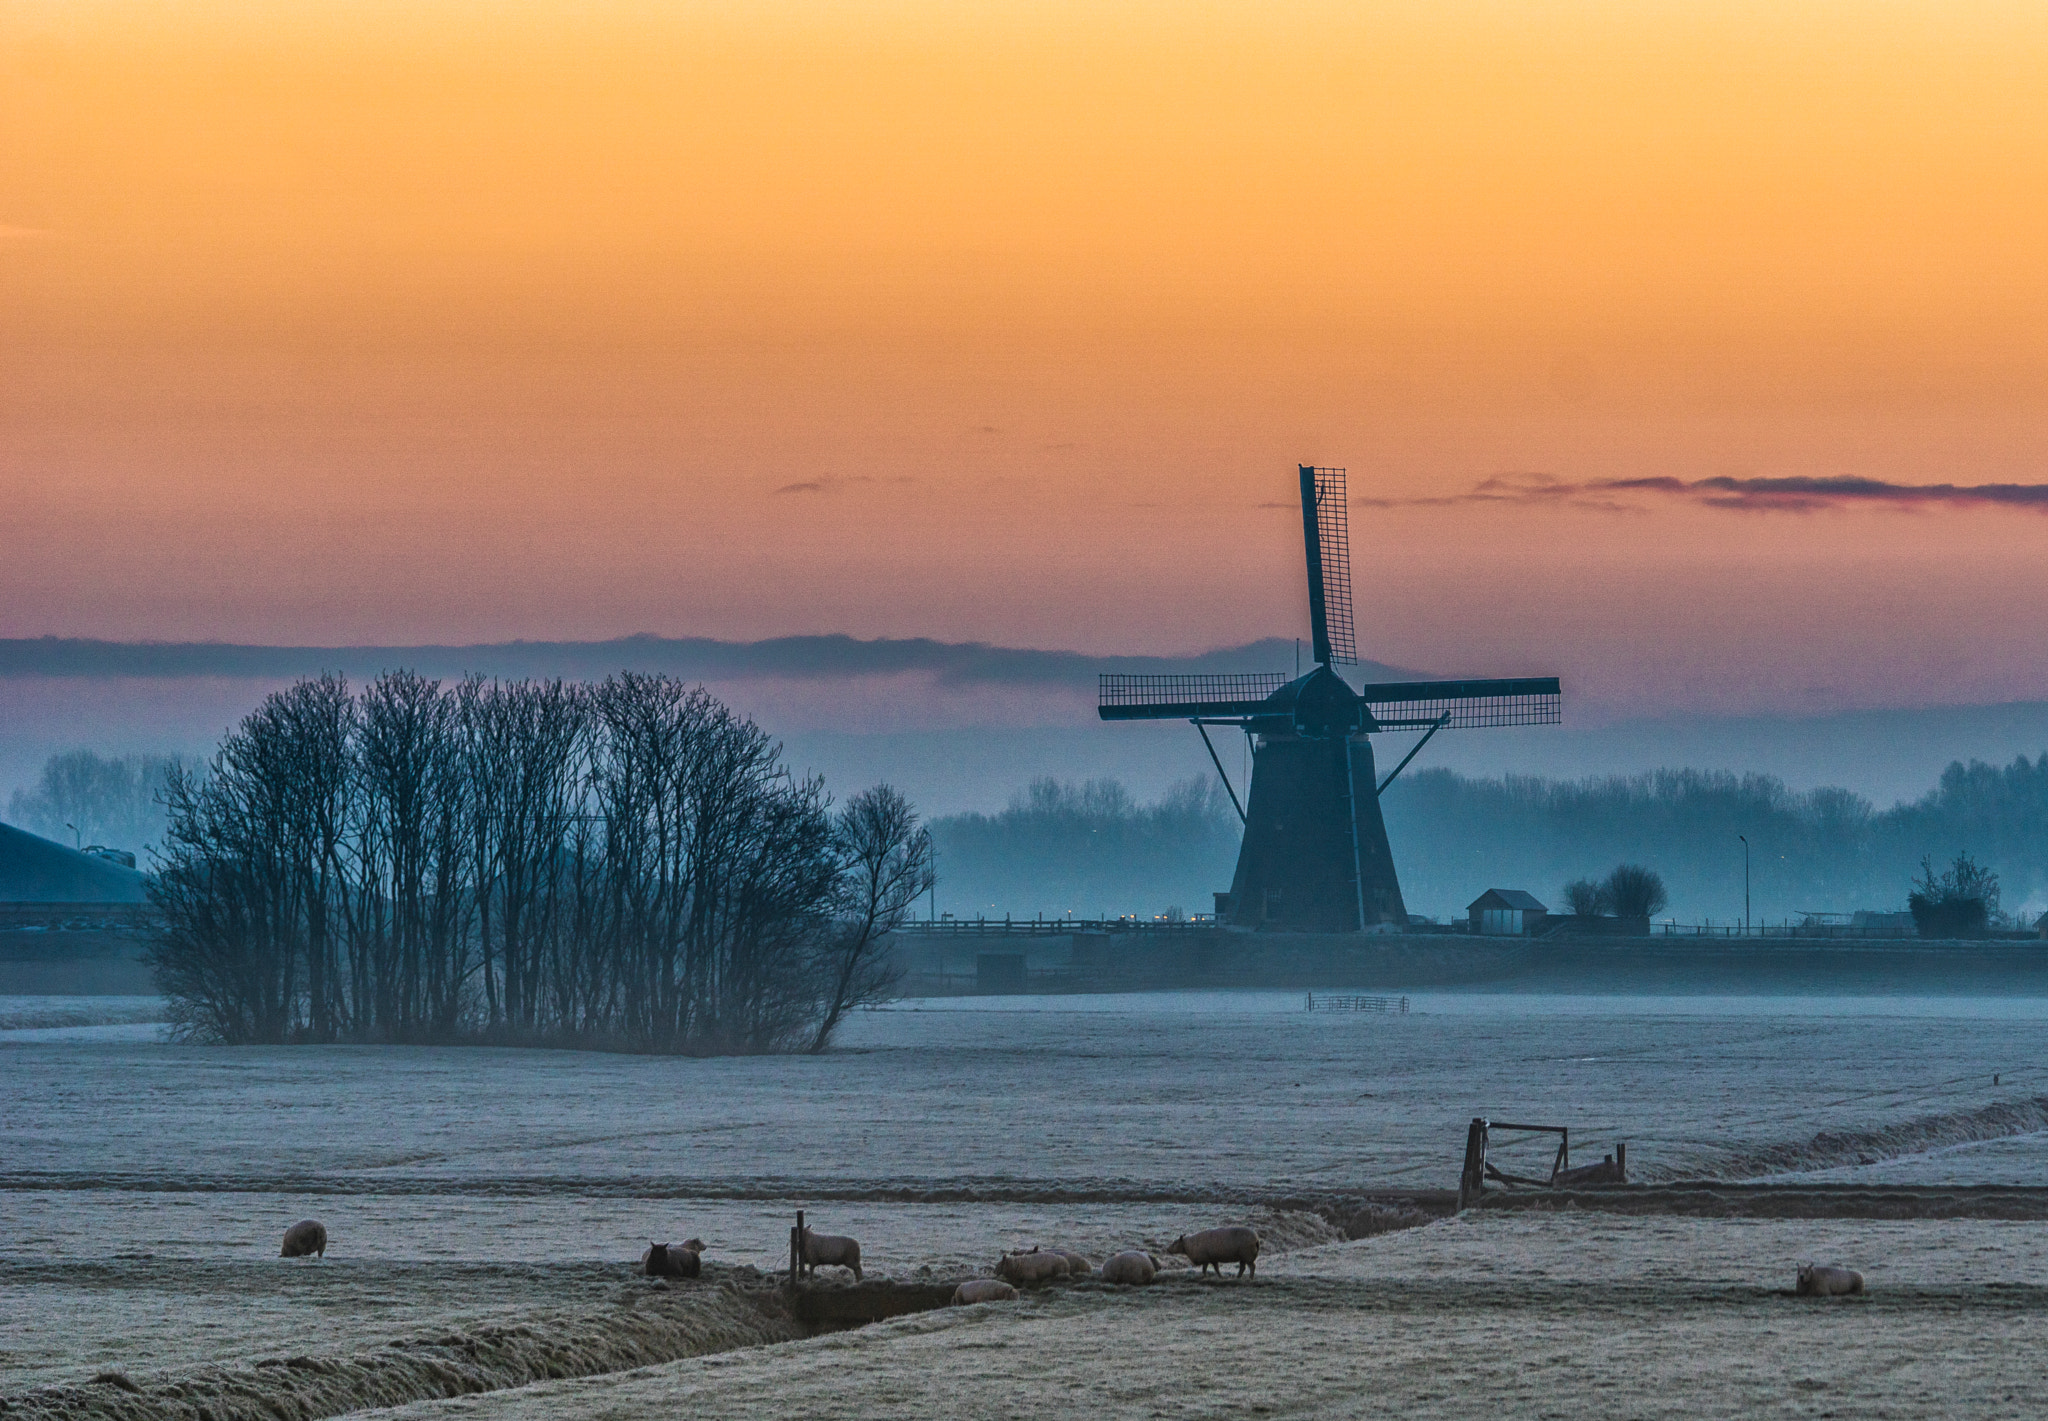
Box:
15;636;2048;819
9;638;2048;927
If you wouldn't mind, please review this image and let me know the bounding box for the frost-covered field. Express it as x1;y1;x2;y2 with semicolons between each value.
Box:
354;1214;2048;1421
8;991;2048;1414
0;995;165;1036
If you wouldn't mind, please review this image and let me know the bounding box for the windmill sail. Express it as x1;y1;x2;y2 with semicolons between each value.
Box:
1097;673;1290;721
1300;465;1356;666
1098;672;1559;729
1361;677;1562;729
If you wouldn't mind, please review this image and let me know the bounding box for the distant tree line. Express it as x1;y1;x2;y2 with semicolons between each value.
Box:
925;757;2048;926
1383;761;2048;926
147;672;931;1053
7;750;183;856
928;777;1240;920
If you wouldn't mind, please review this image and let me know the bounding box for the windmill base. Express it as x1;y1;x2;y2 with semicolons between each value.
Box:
1221;732;1407;933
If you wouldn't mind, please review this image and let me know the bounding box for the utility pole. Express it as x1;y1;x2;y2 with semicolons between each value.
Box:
1739;834;1750;935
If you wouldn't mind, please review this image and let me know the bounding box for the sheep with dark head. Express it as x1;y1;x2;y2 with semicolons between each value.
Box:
279;1220;327;1258
1167;1226;1260;1278
640;1241;702;1279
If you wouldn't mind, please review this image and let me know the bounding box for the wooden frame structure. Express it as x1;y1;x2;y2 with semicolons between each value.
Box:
1458;1117;1628;1209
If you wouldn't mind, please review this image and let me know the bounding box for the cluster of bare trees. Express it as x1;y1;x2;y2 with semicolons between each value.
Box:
1560;864;1670;921
147;673;932;1053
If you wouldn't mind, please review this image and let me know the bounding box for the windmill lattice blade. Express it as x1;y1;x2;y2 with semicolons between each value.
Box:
1097;672;1289;721
1310;466;1356;665
1361;677;1561;730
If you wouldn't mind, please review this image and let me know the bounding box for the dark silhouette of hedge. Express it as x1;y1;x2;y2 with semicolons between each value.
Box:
1908;851;1999;938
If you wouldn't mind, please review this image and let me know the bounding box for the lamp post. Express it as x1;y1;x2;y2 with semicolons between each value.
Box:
1739;834;1750;935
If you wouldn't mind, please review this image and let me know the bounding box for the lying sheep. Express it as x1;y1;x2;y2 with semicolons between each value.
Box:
995;1248;1070;1286
1099;1251;1158;1286
800;1226;863;1282
1168;1226;1261;1279
640;1241;703;1279
950;1278;1020;1305
279;1220;327;1258
1796;1263;1865;1297
1046;1248;1092;1278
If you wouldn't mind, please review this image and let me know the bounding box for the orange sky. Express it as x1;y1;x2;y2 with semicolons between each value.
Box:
6;0;2048;715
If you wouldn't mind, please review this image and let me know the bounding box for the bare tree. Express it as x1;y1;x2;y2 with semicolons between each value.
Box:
1560;877;1608;917
8;750;183;854
808;785;934;1053
148;672;929;1056
1602;863;1668;920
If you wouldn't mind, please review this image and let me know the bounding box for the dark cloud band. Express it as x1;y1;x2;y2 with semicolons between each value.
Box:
1356;473;2048;514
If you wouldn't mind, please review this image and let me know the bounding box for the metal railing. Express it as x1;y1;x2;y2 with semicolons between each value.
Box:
893;915;1217;936
1305;992;1409;1013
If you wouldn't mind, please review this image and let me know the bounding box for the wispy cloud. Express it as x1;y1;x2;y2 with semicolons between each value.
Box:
1354;473;2048;515
771;475;915;496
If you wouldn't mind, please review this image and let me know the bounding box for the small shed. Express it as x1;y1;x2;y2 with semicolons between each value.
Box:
1469;889;1548;936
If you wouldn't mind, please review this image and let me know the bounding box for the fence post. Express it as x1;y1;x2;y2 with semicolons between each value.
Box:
1457;1117;1489;1211
791;1209;804;1285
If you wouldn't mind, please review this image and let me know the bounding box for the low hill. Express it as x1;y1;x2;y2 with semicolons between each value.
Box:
0;822;148;903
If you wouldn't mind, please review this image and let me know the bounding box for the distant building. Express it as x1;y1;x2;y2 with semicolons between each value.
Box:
1469;889;1548;936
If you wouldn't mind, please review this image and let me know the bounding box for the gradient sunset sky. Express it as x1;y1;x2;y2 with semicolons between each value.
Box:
6;0;2048;717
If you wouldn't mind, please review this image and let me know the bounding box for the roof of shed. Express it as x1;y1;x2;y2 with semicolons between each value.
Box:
1468;888;1548;913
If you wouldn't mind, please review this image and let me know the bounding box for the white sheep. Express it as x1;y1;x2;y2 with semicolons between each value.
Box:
800;1227;863;1281
1099;1251;1158;1286
1795;1263;1865;1297
1167;1226;1261;1279
950;1278;1020;1305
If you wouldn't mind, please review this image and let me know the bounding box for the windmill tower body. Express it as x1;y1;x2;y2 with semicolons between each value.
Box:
1099;465;1561;933
1228;730;1404;930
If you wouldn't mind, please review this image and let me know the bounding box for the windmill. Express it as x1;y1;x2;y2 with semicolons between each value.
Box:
1099;465;1560;932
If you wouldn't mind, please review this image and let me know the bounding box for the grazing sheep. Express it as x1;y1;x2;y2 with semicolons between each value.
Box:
640;1242;702;1279
995;1248;1070;1286
1099;1251;1158;1286
279;1220;327;1258
1168;1226;1261;1279
950;1279;1020;1305
800;1227;863;1282
1796;1264;1865;1297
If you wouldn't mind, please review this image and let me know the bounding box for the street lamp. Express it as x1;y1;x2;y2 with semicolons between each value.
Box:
1738;834;1750;935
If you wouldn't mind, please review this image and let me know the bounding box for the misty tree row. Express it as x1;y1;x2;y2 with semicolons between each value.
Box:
927;759;2048;923
148;672;933;1052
